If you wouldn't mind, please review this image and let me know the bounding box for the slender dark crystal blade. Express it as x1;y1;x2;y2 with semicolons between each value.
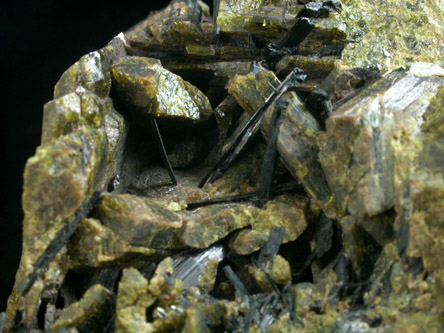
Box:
252;100;286;208
149;114;177;185
199;68;304;188
18;191;102;295
257;227;285;266
187;182;303;210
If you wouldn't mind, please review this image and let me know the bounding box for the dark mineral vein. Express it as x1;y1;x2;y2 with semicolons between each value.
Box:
198;67;306;188
18;191;102;296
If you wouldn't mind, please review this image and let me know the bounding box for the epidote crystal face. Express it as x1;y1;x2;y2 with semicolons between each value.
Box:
3;1;444;332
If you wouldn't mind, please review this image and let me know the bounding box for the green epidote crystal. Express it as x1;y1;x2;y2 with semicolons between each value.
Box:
112;56;212;122
54;35;126;99
98;193;184;250
216;0;301;37
115;268;155;333
227;68;338;217
5;126;108;328
319;64;444;218
276;55;336;80
42;88;109;143
22;126;107;264
318;64;382;103
137;1;213;49
229;195;309;255
393;77;444;272
248;254;291;291
357;210;394;247
103;107;127;181
54;51;111;99
6;0;444;331
165;60;252;78
50;284;114;332
228;230;269;256
297;14;347;55
41;87;126;187
68;218;168;269
340;215;380;281
181;203;258;248
182;306;211;333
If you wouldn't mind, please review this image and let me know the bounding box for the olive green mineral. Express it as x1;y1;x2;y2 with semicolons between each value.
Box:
112;56;213;122
4;0;444;332
228;68;339;217
50;284;115;332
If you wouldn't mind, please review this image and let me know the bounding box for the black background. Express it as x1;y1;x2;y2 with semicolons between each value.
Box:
1;0;213;312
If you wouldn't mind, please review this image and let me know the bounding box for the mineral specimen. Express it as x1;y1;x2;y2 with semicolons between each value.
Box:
3;0;444;332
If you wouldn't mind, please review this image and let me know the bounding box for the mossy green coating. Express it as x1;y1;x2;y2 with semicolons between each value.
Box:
248;255;291;291
148;257;184;307
182;306;211;333
267;313;301;332
361;242;444;330
197;258;219;294
291;269;343;331
338;0;444;71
